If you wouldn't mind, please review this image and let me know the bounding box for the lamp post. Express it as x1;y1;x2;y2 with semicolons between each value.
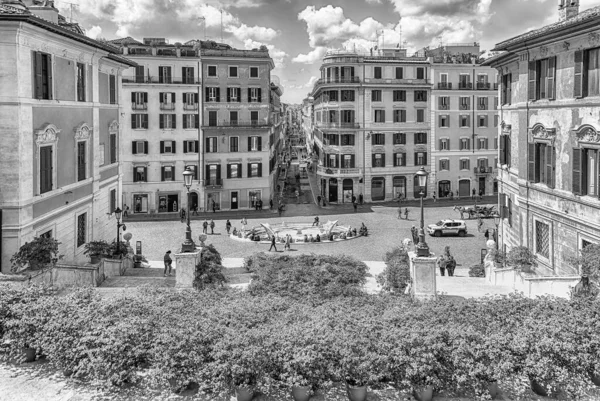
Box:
415;167;430;257
114;207;125;257
493;212;501;249
181;167;196;252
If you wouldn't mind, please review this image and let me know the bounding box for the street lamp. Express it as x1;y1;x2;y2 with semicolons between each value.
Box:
415;167;430;257
114;207;126;257
181;167;196;252
493;212;501;248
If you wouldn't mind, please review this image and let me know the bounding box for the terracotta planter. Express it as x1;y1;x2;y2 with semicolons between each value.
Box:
236;386;254;401
530;379;559;398
292;385;311;401
23;347;36;363
90;255;101;264
488;380;499;399
412;385;434;401
346;383;367;401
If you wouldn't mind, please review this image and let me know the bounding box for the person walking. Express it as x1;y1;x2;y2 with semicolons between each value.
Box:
180;208;186;223
433;191;437;202
437;255;446;276
404;208;409;220
269;235;278;252
210;219;215;234
241;217;247;233
258;199;263;211
285;234;291;251
471;188;476;200
484;229;490;241
226;219;232;235
269;198;273;210
317;195;322;206
353;201;358;213
202;219;208;234
397;206;403;219
359;193;363;205
312;216;319;227
411;225;419;245
192;204;199;216
352;195;357;204
479;189;483;201
212;200;216;213
278;204;284;216
163;250;172;277
123;205;129;217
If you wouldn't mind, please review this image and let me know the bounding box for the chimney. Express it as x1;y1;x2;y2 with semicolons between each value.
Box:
559;0;579;22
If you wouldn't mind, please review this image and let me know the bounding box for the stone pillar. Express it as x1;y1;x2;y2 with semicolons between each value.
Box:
408;251;437;301
174;250;200;288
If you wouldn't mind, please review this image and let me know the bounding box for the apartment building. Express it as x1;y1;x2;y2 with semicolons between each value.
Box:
484;0;600;276
308;48;431;203
110;37;202;214
0;1;135;272
201;45;275;211
429;44;499;198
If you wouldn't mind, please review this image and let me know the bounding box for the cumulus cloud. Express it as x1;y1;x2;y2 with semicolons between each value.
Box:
243;39;287;69
305;76;319;88
292;46;327;64
86;25;102;39
228;23;278;42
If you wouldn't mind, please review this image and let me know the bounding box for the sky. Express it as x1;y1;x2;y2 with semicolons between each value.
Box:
56;0;600;104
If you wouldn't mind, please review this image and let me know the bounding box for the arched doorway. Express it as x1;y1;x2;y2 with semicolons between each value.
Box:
413;176;428;198
371;177;385;201
393;176;406;200
328;178;338;202
458;179;470;198
342;179;353;203
438;181;451;198
190;192;198;212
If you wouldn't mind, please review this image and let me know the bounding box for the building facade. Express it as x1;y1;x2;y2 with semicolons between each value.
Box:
430;44;499;199
308;48;432;203
111;37;202;215
0;1;135;272
485;0;600;276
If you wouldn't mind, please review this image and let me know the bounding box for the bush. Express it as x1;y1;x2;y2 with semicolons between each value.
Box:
506;246;537;271
193;244;227;290
469;263;486;277
10;237;61;272
377;246;411;294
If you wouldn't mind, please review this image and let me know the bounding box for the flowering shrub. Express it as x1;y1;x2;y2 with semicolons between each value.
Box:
469;263;486;277
377;246;411;293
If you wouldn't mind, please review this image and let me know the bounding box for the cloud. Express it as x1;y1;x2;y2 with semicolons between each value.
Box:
86;25;102;39
292;46;327;64
297;5;362;47
243;39;287;69
228;23;278;42
366;0;382;3
305;76;318;88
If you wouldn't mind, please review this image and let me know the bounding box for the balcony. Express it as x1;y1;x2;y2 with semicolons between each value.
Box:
437;82;453;89
204;179;223;188
474;167;493;174
204;119;269;128
458;82;473;90
317;165;361;176
439;104;450;110
132;102;147;110
316;122;360;129
122;76;201;85
160;103;175;110
183;103;199;111
476;82;491;90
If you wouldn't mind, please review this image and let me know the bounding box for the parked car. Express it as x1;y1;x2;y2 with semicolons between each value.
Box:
427;219;468;237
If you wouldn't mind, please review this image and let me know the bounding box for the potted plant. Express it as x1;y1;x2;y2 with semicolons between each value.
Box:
83;240;111;264
10;236;61;273
107;240;128;258
377;246;411;294
571;243;600;300
505;246;537;273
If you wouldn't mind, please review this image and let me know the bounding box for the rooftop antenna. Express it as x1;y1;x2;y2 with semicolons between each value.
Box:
197;16;206;40
220;8;223;43
60;1;78;23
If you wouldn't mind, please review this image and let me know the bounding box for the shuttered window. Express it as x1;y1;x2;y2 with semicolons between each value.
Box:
77;142;86;181
528;142;555;188
40;146;53;194
530;57;556;100
32;51;53;100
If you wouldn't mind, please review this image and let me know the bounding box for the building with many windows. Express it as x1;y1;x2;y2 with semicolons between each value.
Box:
484;0;600;276
308;48;431;203
429;44;499;199
0;1;135;272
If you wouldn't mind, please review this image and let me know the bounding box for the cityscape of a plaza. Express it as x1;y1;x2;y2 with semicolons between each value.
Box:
1;0;600;400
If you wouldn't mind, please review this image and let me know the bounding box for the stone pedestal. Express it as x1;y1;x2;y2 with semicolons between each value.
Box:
175;250;200;288
408;251;437;301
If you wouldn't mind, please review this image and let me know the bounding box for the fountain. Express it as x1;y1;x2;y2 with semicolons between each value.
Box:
229;220;361;244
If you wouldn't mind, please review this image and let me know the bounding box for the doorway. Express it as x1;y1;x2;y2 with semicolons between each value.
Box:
393;176;406;200
342;179;353;203
158;194;179;212
231;191;238;210
478;177;486;195
190;192;198;212
207;192;220;211
371;177;385;201
329;178;338;202
493;179;498;194
459;180;471;198
438;181;451;198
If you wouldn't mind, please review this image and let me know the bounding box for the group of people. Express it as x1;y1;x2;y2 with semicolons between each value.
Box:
398;207;410;220
436;246;457;276
202;219;216;234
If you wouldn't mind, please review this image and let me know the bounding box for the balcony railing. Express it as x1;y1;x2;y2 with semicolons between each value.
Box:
132;103;147;110
204;179;223;187
460;104;471;110
438;82;453;89
183;103;199;111
458;82;473;90
439;104;450;110
474;167;493;174
317;165;361;176
477;104;488;110
122;76;201;85
476;82;491;90
316;76;361;85
316;122;360;129
160;103;175;110
204;119;269;128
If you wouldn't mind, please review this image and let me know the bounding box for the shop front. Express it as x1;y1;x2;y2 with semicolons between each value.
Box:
371;177;385;201
393;176;406;200
438;181;451;198
133;194;149;213
328;178;338;203
207;192;221;211
459;179;471;198
158;193;179;213
342;179;354;203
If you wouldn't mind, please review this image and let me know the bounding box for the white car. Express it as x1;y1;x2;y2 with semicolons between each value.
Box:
427;219;468;237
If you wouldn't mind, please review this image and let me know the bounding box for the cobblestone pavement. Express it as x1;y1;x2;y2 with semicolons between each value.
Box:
125;204;498;274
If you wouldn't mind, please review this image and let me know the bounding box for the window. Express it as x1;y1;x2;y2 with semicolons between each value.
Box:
416;67;425;80
527;142;555;188
478;115;488;127
183;114;199;129
159;114;176;129
439;159;449;171
460;138;471;150
460;115;470;127
478;97;488;110
416;109;425;123
394;109;406;123
162;166;175;181
183;140;199;153
40;230;52;239
39;145;53;194
133;166;147;182
439;115;449;128
324;134;339;146
158;66;172;83
206;137;218;153
478;138;489;150
572;147;600;197
109;189;116;214
341;134;355;146
160;140;176;154
183;92;199;109
460;96;470;110
182;67;194;84
438;96;449;110
459;74;471;89
326;154;338;168
251;111;259;125
499;135;512;166
477;158;489;171
439;138;449;150
230;111;238;125
326;90;338;102
249;87;262;102
374;66;382;79
395;67;403;79
248;163;262;177
109;134;117;164
132;114;148;129
229;66;238;77
76;213;86;248
135;65;145;83
132;92;148;109
460;159;470;170
341;90;355;101
372;153;385;167
342;154;355;168
109;75;116;104
502;73;512;105
230;137;239;152
529;57;556;100
208;110;218;126
574;47;600;97
414;152;427;166
341;110;355;124
249;136;262;151
372;133;385;145
206;87;220;102
374;110;385;123
393;90;406;102
372;90;382;102
159;92;175;109
394;152;406;167
132;141;148;155
77;141;86;181
535;220;550;259
414;91;427;102
32;52;52;100
439;73;450;89
207;65;217;77
227;87;240;102
494;115;499;127
227;163;242;178
393;133;406;145
250;66;259;78
414;132;427;144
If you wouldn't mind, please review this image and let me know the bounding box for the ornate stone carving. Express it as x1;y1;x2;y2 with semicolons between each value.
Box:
531;124;556;139
35;124;60;145
563;41;570;51
414;145;428;152
539;46;549;57
74;123;92;141
589;32;600;46
501;121;512;136
108;120;119;135
575;126;600;142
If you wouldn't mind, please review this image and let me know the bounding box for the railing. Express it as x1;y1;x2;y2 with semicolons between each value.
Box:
183;103;199;111
122;76;201;84
132;103;147;110
474;167;493;174
460;104;471;110
459;82;473;89
317;165;361;176
438;83;452;89
316;77;361;85
160;103;175;110
316;122;360;129
476;82;491;90
477;104;488;110
204;119;268;128
204;179;223;187
439;104;449;110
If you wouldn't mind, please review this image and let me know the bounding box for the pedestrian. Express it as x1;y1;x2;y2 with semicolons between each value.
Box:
269;198;273;210
479;189;483;200
404;208;409;220
180;208;186;223
358;193;363;205
312;216;319;226
123;205;129;217
352;195;357;204
411;225;419;245
269;235;278;252
278;204;284;216
192;204;199;216
353;201;358;212
241;217;247;233
226;219;231;235
472;188;476;200
163;250;172;277
202;219;208;234
285;234;291;251
397;207;402;219
437;255;446;276
447;255;457;276
258;199;263;211
484;229;490;240
212;200;216;213
317;195;322;206
478;217;484;233
210;219;215;234
433;191;437;202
